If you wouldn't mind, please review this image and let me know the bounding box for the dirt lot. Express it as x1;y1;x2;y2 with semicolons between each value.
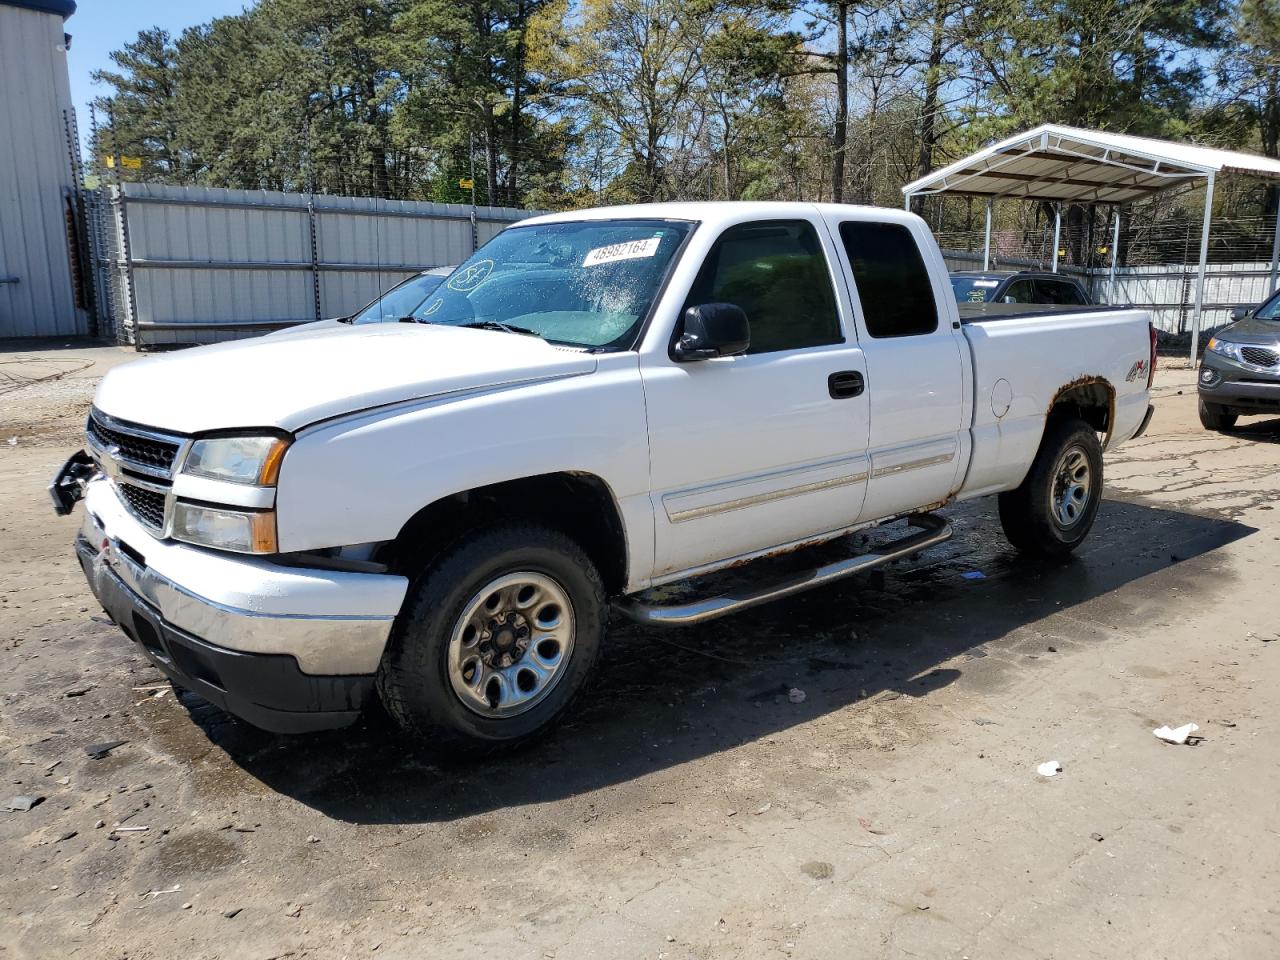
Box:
2;342;1279;960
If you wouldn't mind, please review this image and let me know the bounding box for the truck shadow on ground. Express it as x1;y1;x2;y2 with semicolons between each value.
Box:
182;496;1253;824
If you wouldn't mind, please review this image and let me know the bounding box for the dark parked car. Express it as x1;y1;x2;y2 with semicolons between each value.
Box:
1198;291;1280;430
950;270;1092;307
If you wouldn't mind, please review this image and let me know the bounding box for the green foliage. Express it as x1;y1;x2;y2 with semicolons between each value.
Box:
88;0;1276;222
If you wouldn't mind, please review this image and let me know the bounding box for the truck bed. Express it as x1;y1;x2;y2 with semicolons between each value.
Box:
957;302;1122;323
955;305;1153;500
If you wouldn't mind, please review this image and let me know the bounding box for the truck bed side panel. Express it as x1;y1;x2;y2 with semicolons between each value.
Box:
957;309;1152;501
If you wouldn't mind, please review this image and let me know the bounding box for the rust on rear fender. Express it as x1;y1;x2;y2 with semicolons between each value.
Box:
1047;375;1116;447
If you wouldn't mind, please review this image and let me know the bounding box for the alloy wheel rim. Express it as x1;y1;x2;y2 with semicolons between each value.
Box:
1052;445;1092;528
446;571;575;718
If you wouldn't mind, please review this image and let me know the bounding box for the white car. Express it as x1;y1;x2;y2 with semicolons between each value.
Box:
53;202;1155;751
267;265;456;337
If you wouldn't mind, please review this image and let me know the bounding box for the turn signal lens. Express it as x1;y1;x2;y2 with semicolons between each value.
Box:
172;501;277;554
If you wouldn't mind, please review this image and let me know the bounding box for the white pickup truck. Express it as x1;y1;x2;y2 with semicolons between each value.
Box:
53;202;1155;751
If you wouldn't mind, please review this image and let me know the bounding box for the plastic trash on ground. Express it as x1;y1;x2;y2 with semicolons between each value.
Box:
1153;722;1200;744
1036;760;1062;777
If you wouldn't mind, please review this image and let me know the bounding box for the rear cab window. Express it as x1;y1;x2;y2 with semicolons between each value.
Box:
838;221;939;337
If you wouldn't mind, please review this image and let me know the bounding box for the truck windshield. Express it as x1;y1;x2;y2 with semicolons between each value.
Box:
950;276;1001;303
409;219;693;349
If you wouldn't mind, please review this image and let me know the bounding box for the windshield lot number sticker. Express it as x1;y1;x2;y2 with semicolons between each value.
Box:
583;237;661;267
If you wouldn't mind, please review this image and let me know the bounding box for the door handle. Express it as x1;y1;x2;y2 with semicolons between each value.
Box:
828;370;864;399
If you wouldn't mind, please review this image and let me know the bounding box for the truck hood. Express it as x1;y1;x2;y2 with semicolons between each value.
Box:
94;323;598;434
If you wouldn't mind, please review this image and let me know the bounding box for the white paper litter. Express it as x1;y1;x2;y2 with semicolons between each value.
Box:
1153;722;1200;744
1036;760;1062;777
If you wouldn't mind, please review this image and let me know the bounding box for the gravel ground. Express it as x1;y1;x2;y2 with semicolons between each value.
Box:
2;342;1279;960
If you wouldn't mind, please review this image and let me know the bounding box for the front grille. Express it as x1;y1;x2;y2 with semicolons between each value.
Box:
1241;346;1280;368
117;482;167;531
87;411;180;472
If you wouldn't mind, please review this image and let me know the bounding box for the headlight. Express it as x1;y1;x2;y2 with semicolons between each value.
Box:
183;435;289;485
1207;337;1244;363
172;501;277;554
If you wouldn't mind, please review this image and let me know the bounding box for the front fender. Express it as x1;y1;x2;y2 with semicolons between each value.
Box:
274;354;654;583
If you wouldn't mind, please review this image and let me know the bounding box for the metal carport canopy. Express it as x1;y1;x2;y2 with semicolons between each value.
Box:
902;123;1280;360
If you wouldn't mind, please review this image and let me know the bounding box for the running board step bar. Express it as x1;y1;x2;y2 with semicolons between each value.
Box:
613;513;952;627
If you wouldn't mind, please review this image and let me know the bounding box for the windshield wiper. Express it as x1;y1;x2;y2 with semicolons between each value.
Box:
398;316;431;324
461;320;542;338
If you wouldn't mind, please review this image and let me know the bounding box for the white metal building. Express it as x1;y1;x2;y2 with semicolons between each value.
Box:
0;0;85;339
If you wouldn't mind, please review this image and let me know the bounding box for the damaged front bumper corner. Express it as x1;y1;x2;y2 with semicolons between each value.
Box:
74;477;408;733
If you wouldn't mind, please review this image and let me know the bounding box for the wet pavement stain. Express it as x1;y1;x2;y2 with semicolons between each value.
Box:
147;830;243;881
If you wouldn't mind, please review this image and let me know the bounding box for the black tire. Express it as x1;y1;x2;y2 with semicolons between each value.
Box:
1198;398;1237;431
376;522;606;755
998;417;1103;558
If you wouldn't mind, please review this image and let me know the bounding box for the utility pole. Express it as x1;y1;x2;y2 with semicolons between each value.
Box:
469;132;478;253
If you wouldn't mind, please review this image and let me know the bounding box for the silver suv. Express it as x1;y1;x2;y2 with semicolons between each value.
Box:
1199;292;1280;430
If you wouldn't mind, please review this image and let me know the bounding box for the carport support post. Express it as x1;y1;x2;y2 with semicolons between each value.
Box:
1106;206;1122;304
982;199;993;271
1189;173;1215;364
1269;192;1280;295
1051;204;1061;273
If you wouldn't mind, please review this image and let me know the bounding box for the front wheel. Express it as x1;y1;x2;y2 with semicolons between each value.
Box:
1198;398;1237;431
377;522;606;755
998;417;1103;558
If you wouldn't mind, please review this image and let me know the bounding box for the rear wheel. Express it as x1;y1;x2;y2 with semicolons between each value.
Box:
377;522;606;755
1198;398;1237;431
998;417;1103;558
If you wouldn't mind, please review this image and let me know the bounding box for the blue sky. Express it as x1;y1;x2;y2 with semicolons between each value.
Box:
67;0;248;136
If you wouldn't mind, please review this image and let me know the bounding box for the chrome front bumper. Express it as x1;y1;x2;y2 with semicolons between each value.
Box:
80;477;408;675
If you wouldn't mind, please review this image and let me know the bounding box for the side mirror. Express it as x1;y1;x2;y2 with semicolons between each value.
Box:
1002;295;1017;304
672;303;750;362
1229;305;1252;322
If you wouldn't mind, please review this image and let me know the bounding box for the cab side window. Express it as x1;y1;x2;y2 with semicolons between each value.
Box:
838;221;939;337
1001;279;1036;303
684;220;841;355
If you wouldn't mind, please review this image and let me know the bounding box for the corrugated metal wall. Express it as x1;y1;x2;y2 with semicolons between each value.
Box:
105;183;537;346
1091;261;1278;333
0;4;85;338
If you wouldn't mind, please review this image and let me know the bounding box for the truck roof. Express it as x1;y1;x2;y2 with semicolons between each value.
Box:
520;201;926;231
951;270;1082;281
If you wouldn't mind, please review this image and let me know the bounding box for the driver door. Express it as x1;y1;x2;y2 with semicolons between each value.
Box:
639;216;871;581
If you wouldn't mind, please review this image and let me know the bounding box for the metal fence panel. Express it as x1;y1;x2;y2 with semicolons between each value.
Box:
1091;261;1276;333
940;247;1273;334
101;183;541;347
95;191;1280;345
